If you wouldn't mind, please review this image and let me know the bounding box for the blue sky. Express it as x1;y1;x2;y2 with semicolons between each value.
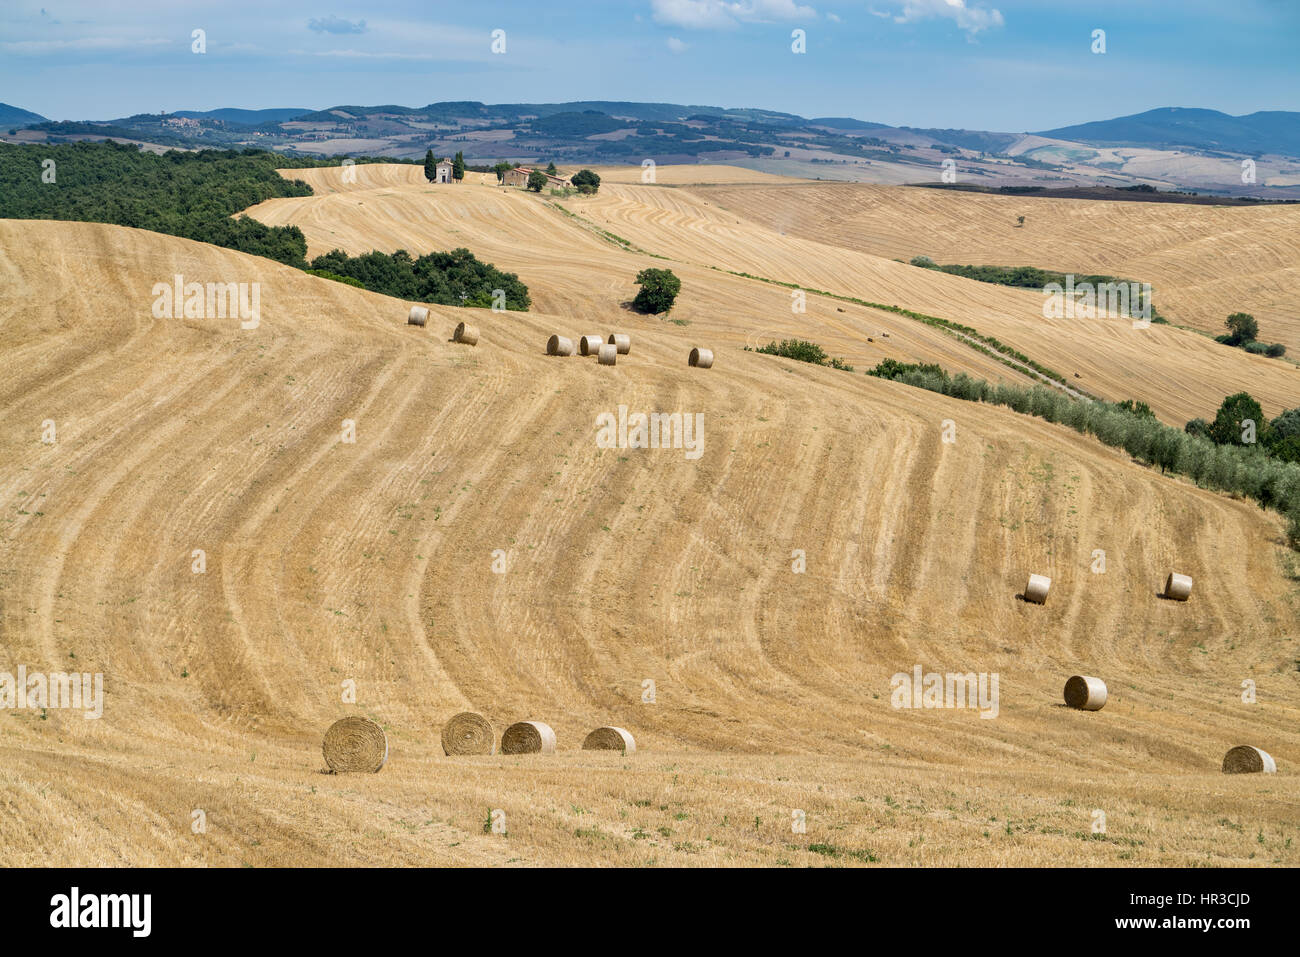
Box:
2;0;1296;130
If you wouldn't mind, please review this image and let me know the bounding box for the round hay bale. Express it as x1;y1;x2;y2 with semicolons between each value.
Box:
407;305;429;327
579;335;603;356
500;720;557;755
582;726;635;753
322;716;388;773
1164;572;1193;601
453;322;479;346
1063;675;1108;711
607;333;631;355
597;343;618;366
1222;745;1277;774
547;334;574;356
1024;573;1051;604
689;347;714;369
440;712;495;756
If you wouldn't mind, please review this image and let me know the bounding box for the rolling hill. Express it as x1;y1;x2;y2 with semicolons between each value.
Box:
0;103;47;129
1;169;1297;866
685;180;1300;359
1037;108;1300;157
248;164;1300;426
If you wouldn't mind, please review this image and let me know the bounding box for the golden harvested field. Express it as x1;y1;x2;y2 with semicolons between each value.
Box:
690;181;1300;356
589;163;808;186
252;165;1300;425
1;166;1298;867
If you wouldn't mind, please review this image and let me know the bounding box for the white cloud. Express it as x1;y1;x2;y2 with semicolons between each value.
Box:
666;36;689;52
651;0;817;30
889;0;1004;36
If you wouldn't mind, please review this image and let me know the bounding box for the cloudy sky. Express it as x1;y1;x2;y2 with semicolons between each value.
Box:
2;0;1295;129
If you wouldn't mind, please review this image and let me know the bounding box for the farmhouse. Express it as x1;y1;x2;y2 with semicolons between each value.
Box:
434;160;453;183
503;165;572;189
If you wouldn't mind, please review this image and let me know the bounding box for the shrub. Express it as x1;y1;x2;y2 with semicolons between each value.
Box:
572;169;601;194
1209;392;1266;446
1184;418;1211;439
868;358;947;382
632;267;681;314
1265;342;1287;358
756;339;827;364
753;339;854;370
909;255;937;268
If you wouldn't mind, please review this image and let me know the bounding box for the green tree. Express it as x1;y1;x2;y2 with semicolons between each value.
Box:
1270;435;1300;464
453;150;465;181
1209;392;1266;446
546;161;557;176
1270;407;1300;441
572;169;601;194
424;149;436;183
526;169;547;192
1184;418;1211;439
1224;312;1259;346
493;161;512;184
632;267;681;314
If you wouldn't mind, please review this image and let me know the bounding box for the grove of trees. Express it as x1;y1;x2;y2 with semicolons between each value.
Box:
309;247;531;310
1216;312;1286;357
0;141;529;308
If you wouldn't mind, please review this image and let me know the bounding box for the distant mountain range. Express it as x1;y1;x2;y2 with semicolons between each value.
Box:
4;101;1297;196
0;103;48;128
1036;107;1300;157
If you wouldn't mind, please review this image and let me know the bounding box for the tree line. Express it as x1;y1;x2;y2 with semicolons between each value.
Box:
0;141;530;309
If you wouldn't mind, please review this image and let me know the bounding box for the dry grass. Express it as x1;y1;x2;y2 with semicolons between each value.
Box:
1;174;1298;866
250;164;1300;424
691;180;1300;355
